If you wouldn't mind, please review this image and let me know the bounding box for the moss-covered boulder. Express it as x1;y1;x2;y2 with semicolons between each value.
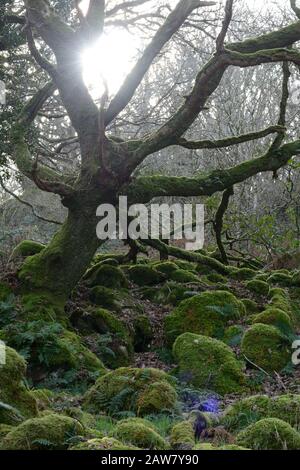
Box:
71;437;139;450
2;321;106;379
0;424;14;439
165;291;245;345
252;308;293;331
87;265;128;289
241;298;259;315
139;282;191;306
267;272;293;287
0;413;85;450
0;282;13;303
223;325;244;347
169;270;200;284
127;265;165;286
230;268;256;280
0;346;38;424
236;418;300;450
173;333;246;395
246;280;270;296
89;286;120;310
133;315;153;352
112;418;168;450
78;308;133;368
241;324;291;373
20;293;65;322
83;367;177;416
154;262;179;276
11;240;45;258
136;381;178;416
170;420;195;450
224;394;300;432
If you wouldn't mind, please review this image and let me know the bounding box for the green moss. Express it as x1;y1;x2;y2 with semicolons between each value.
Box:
241;298;259;315
0;424;14;439
241;324;291;373
70;437;139;450
173;333;246;395
223;325;244;347
127;265;165;286
112;419;169;450
267;272;293;287
136;381;178;416
0;282;12;302
82;308;133;368
12;240;45;258
89;286;120;310
83;367;177;416
165;291;246;345
133;315;153;352
230;268;256;280
236;418;300;450
154;262;179;276
206;273;227;284
87;265;128;289
2;321;106;376
292;271;300;287
139;282;191;306
246;280;270;296
20;293;65;322
218;444;249;450
169;269;200;284
223;395;271;431
29;389;53;411
0;346;38;424
0;413;85;450
170;420;195;449
252;308;293;331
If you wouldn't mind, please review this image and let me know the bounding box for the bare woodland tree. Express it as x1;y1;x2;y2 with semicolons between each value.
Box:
2;0;300;304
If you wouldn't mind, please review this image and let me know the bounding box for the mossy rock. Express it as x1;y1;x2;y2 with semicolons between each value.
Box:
241;323;291;373
223;395;271;431
224;394;300;432
0;282;13;303
83;367;177;416
20;293;65;323
230;268;256;280
87;265;128;289
223;325;244;347
154;262;179;276
246;280;270;296
267;272;293;287
242;298;259;315
29;389;53;411
81;308;133;368
292;271;300;287
165;290;246;345
206;273;227;284
2;321;106;378
170;420;195;450
133;315;153;352
139;282;191;306
136;381;178;416
0;413;85;450
173;333;246;395
252;308;293;332
12;240;45;258
0;346;38;424
127;265;165;286
169;269;200;284
236;418;300;450
70;437;139;450
112;419;169;450
89;286;120;310
0;424;14;439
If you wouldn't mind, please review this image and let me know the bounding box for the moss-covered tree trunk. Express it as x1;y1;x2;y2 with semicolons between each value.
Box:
19;202;102;302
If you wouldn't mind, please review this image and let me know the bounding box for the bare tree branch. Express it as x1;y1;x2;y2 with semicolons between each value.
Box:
176;125;285;150
216;0;234;51
105;0;216;124
291;0;300;19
